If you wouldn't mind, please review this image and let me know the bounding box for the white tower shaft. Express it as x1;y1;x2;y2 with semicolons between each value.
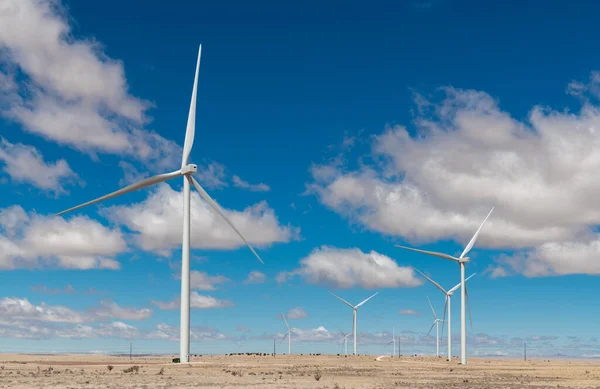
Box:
460;263;467;364
447;296;452;361
179;177;191;362
353;309;357;355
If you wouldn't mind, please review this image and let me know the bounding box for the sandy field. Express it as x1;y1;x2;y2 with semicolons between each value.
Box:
0;353;599;388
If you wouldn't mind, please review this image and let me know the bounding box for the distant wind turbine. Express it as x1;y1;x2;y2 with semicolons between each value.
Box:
396;207;493;364
281;313;292;355
338;328;352;355
388;326;397;357
414;268;474;361
55;45;264;363
426;296;444;357
329;291;378;355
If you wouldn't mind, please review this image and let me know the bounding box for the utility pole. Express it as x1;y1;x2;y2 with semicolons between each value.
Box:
129;342;132;360
273;337;276;357
524;342;527;362
398;336;401;357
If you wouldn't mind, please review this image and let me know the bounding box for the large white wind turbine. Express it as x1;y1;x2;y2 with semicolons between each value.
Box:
329;291;378;355
281;314;292;355
338;328;352;355
396;207;493;364
414;268;475;361
425;296;444;357
55;45;263;363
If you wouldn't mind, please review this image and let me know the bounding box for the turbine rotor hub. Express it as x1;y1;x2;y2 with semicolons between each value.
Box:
181;164;198;175
458;257;470;263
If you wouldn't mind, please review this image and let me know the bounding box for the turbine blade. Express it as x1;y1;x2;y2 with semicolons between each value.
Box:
426;321;436;337
427;296;437;319
449;273;476;294
181;45;202;168
282;313;290;330
395;245;459;262
328;291;354;309
281;331;289;342
413;267;447;294
338;328;346;337
459;207;494;259
188;176;264;264
356;292;378;308
440;296;447;337
56;170;182;216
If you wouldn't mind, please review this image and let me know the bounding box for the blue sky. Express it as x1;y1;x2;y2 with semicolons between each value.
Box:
1;0;600;358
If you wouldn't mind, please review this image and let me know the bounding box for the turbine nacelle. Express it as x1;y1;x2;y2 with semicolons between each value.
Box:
458;257;470;263
181;164;198;175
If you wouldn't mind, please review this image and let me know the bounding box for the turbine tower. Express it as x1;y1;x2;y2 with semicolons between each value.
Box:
388;326;396;357
338;329;352;355
426;296;444;357
396;207;492;364
55;45;263;363
281;314;292;355
329;291;378;355
413;267;475;361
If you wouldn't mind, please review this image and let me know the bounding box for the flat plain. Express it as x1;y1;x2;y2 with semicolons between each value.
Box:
0;353;599;388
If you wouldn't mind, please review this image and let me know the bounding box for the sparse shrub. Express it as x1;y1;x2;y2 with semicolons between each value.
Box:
172;358;180;363
157;368;165;375
123;366;140;374
314;370;322;381
333;383;342;389
107;365;114;372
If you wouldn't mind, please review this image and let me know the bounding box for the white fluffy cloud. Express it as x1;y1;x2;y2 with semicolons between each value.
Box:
286;307;308;319
232;175;271;192
309;84;600;277
147;323;232;342
89;300;152;321
151;292;234;310
104;183;297;252
243;270;267;284
399;309;420;316
188;271;230;291
0;137;78;194
278;246;421;289
0;0;180;167
0;205;125;270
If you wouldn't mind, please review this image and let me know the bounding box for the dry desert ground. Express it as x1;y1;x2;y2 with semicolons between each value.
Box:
0;353;599;388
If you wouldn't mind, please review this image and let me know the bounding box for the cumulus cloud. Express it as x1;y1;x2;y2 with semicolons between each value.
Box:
286;307;309;319
195;162;227;190
399;309;420;316
232;175;271;192
0;205;125;270
0;137;78;194
147;323;233;342
0;0;180;167
308;84;600;277
277;246;421;289
89;300;152;321
237;326;251;333
151;292;234;310
188;271;230;291
103;183;297;253
243;270;267;284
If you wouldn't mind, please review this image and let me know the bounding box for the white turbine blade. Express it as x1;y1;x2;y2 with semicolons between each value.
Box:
281;331;290;342
459;207;494;259
448;273;476;294
413;267;448;294
425;321;436;337
189;176;264;264
395;245;459;262
282;314;290;330
181;45;202;168
328;291;355;309
427;296;437;319
356;292;378;308
339;328;347;337
56;170;182;216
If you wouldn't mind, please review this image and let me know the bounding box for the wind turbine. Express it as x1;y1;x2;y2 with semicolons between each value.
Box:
54;45;263;363
426;296;444;357
338;328;352;355
414;268;475;361
281;314;292;355
396;207;493;364
329;291;378;355
387;326;396;357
